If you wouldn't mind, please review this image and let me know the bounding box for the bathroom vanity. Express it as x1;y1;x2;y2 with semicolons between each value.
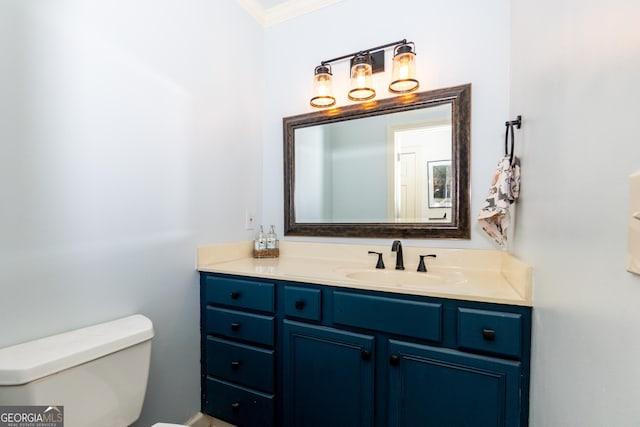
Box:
198;242;532;427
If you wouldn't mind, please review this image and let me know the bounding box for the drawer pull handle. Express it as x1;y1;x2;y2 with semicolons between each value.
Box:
231;402;240;411
361;350;371;361
482;329;496;341
230;323;241;331
295;300;305;310
230;361;241;370
389;355;400;366
230;291;240;300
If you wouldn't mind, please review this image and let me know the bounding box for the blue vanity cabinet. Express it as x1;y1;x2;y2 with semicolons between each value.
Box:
200;272;531;427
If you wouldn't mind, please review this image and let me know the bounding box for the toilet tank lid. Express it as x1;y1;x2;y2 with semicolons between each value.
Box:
0;314;154;385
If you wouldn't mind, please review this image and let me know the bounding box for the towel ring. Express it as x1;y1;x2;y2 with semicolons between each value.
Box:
504;115;522;165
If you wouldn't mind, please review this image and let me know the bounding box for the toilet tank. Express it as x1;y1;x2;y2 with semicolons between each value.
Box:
0;315;154;427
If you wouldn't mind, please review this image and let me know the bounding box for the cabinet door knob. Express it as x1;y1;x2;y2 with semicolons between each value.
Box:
230;291;240;300
231;402;240;411
482;329;496;341
230;361;241;370
361;350;371;361
389;355;400;366
295;300;305;310
230;323;241;331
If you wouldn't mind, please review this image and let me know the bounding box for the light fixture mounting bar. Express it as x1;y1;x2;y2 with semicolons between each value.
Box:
320;39;408;66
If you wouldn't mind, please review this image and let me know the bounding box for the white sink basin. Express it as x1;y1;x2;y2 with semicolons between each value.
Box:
343;269;467;287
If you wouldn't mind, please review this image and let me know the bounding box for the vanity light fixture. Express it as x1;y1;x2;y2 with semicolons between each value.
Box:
310;65;336;108
389;42;419;93
310;38;419;108
348;53;376;101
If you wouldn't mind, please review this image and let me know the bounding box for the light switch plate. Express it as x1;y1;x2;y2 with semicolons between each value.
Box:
627;172;640;275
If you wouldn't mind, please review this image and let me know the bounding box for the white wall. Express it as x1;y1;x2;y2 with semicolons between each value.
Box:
510;0;640;425
262;0;512;248
0;1;263;425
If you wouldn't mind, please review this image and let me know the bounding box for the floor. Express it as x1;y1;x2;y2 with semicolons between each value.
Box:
187;412;235;427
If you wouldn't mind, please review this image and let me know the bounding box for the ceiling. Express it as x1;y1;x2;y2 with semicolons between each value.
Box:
237;0;344;27
258;0;289;7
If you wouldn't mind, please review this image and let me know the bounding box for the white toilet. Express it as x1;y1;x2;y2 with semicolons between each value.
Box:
0;314;187;427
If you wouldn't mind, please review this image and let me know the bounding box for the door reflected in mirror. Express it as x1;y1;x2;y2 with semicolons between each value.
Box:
284;84;470;238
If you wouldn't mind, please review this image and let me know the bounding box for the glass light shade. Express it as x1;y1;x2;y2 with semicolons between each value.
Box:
310;65;336;108
389;44;419;93
348;55;376;101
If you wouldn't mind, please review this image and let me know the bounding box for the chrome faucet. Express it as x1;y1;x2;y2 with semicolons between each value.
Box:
391;240;404;270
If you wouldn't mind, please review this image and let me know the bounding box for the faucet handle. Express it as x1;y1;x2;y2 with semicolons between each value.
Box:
368;251;385;269
417;254;437;272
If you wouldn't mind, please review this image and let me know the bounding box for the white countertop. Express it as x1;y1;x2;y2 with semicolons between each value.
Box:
197;241;533;307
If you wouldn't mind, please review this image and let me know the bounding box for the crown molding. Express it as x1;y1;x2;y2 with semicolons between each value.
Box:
264;0;344;27
235;0;344;28
235;0;266;26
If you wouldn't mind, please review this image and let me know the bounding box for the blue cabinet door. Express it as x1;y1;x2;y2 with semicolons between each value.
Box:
283;320;375;427
388;339;522;427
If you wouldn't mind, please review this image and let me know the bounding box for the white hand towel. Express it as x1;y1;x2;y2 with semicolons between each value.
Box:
477;156;521;245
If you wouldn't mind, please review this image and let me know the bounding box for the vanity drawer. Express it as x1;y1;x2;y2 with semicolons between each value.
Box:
207;307;275;346
457;308;522;358
204;377;274;427
206;337;275;392
204;275;275;313
333;292;442;342
284;285;322;321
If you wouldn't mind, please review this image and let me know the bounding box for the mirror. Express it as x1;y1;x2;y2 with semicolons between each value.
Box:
284;84;470;238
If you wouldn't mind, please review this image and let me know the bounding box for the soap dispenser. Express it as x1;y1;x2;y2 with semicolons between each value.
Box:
255;225;266;251
266;225;280;257
267;225;277;250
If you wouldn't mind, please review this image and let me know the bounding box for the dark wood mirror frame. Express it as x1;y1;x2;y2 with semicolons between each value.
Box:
283;83;471;239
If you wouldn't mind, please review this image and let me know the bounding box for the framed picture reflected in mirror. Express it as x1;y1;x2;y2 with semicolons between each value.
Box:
428;160;452;208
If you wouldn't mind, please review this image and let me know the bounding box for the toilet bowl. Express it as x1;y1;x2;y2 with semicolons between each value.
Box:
0;315;186;427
